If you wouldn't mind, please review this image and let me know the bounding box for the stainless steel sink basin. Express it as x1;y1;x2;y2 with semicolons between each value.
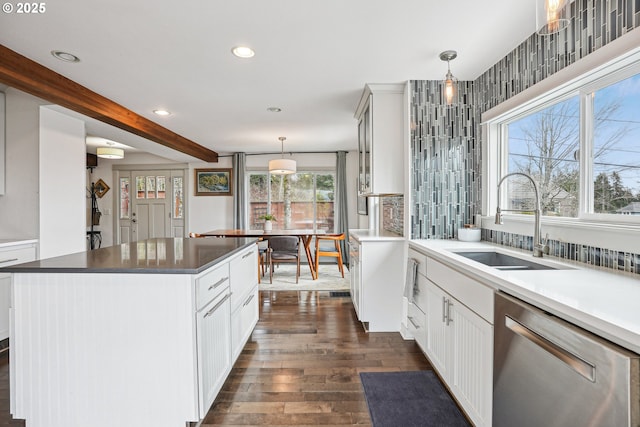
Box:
453;251;564;271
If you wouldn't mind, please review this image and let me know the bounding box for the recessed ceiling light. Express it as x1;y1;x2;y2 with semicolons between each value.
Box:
51;50;80;63
231;46;255;58
267;107;282;113
153;109;171;116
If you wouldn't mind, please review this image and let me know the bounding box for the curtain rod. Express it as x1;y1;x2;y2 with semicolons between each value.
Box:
216;150;350;158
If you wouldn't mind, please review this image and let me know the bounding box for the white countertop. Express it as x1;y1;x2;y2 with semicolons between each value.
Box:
0;239;38;249
410;239;640;354
349;229;405;242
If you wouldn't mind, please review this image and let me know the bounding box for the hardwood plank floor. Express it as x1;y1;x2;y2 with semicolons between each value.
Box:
202;291;431;426
0;291;431;426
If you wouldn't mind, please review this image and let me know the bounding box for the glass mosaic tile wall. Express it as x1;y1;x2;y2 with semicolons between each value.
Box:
410;0;640;273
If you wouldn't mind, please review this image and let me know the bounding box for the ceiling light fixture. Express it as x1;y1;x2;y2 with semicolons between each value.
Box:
268;137;296;175
439;50;457;105
267;107;282;113
51;50;80;63
231;46;255;58
96;142;124;159
536;0;569;35
153;109;171;116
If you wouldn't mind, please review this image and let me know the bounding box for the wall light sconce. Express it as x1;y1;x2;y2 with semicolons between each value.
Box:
439;50;457;105
536;0;569;35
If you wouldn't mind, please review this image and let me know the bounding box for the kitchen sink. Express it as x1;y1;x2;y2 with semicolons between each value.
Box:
453;251;566;271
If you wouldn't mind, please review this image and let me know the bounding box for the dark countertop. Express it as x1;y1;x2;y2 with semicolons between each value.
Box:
0;237;257;274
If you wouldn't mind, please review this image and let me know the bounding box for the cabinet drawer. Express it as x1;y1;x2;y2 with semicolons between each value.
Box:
407;303;426;350
0;246;37;267
408;247;427;277
426;257;494;323
230;246;258;311
196;264;230;310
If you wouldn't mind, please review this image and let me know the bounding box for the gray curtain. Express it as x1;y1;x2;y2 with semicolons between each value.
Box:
335;151;350;266
232;153;246;228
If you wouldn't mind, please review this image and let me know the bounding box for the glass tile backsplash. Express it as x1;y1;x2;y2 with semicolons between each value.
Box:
410;0;640;275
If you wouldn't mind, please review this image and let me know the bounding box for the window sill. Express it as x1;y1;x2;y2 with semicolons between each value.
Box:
479;215;640;254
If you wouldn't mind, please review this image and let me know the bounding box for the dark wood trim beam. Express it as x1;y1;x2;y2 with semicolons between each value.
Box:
0;44;218;162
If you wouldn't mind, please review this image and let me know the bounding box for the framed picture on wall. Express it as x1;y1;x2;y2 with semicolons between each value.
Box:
194;168;233;196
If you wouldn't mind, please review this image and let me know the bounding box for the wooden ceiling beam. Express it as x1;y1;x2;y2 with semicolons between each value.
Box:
0;44;218;162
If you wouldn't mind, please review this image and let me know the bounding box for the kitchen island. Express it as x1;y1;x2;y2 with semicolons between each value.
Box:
1;237;259;427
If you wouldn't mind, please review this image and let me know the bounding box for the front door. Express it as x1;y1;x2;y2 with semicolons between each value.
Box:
117;169;186;243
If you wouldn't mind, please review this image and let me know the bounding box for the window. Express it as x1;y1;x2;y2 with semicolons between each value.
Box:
491;57;640;222
248;171;335;231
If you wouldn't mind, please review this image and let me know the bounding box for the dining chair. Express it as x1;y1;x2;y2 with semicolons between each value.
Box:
268;236;300;284
314;233;345;278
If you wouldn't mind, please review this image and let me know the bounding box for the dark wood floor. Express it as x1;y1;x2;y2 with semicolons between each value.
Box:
202;291;431;426
0;291;431;426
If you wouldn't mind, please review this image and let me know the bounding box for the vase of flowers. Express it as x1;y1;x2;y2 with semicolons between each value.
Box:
259;214;276;231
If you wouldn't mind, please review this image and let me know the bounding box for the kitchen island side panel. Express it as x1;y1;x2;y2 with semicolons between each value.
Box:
11;272;198;427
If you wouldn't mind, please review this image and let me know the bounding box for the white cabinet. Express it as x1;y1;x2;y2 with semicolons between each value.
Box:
349;231;404;332
231;286;258;360
0;240;37;341
348;235;362;318
354;84;405;195
229;245;259;360
196;289;231;419
423;256;493;427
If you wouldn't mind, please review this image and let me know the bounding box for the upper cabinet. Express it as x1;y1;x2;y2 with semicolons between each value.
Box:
354;83;405;196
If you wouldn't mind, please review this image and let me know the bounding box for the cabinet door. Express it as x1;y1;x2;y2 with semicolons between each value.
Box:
348;240;361;319
231;286;259;360
197;291;232;418
450;301;493;427
0;274;9;341
424;280;450;381
230;246;258;312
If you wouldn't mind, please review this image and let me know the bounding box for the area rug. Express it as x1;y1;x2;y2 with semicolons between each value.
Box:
259;263;350;291
360;371;470;427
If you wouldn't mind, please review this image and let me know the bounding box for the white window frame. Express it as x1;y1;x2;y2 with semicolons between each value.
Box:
480;33;640;253
245;168;336;230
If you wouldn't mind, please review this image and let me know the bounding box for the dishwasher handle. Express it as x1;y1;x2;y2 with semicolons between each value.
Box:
505;314;596;382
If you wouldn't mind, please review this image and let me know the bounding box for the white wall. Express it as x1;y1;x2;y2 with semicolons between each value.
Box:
0;88;41;239
39;107;86;259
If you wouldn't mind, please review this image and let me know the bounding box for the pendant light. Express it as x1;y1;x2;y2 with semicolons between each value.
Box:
269;137;296;175
96;142;124;159
439;50;457;105
536;0;569;35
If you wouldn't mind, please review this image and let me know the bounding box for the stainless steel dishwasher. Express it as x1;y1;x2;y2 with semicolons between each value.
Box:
494;292;639;427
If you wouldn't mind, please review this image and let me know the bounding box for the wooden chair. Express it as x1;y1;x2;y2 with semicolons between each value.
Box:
268;236;300;284
314;233;345;278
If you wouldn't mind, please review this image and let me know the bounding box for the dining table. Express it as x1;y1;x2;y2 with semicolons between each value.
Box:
201;229;340;280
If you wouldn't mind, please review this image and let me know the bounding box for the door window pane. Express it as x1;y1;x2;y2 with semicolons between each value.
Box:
591;74;640;214
156;176;166;199
136;176;145;199
120;177;130;219
506;96;580;217
146;176;156;199
173;177;184;219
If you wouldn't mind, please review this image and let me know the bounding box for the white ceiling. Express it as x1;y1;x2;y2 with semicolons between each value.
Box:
0;0;538;161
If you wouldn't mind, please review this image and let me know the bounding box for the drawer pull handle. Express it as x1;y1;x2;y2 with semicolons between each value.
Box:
208;276;228;291
242;252;253;259
408;316;420;329
204;293;231;318
442;296;447;323
0;258;18;264
243;294;255;306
